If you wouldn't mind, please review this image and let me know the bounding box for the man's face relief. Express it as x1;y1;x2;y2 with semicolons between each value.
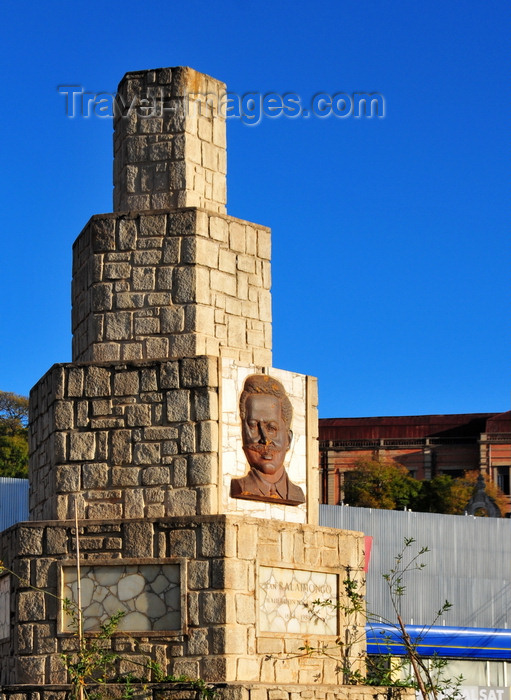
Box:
242;394;292;476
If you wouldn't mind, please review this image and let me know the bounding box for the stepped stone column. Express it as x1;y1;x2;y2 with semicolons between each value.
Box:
72;67;271;368
0;67;379;700
114;67;226;213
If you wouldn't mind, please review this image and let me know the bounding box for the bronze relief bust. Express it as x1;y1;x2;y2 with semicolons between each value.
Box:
230;374;305;506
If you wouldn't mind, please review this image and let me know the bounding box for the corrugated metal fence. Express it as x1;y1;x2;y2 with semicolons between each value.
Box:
0;478;29;531
319;504;511;629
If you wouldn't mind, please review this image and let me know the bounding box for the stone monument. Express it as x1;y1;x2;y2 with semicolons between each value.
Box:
0;67;390;700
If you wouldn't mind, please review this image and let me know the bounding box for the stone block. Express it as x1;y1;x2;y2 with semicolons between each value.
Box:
15;655;46;684
211;269;236;297
168;527;197;557
16;623;34;653
200;591;228;624
179;422;195;453
200;520;236;558
82;463;109;489
236;523;258;560
53;401;74;430
257;228;271;259
166;390;191;422
219;249;236;274
91;399;111;416
141;466;170;484
169;333;198;357
33;622;57;654
111;430;132;463
161;307;184;333
112;466;140;486
170;456;187;488
172;658;200;680
198;421;218;452
87;502;123;519
140;368;158;392
145;336;169;357
187;591;199;626
187;628;209;655
235;593;255;624
257;637;285;654
56;465;81;492
85;366;111;396
91;217;116;252
211;559;248;590
140;214;166;237
162;237;180;264
236;657;260;681
69;432;95;461
67;367;84;396
92;342;121;361
209;216;228;243
105;311;132;340
155;266;173;291
45;527;68;555
187;453;214;485
166;489;197;516
123;521;154;557
193;389;218;421
92;283;113;311
124;489;145;518
118;218;137;249
133;442;161;464
132;267;156;291
113;371;140;395
188;560;209;589
173;267;196;304
122;343;143;360
103;261;131;280
18;591;45;621
125;404;152;427
18;527;44;556
133;249;162;266
227;316;246;348
180;356;217;387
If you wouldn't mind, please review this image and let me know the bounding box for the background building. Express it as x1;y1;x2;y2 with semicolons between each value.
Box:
319;411;511;514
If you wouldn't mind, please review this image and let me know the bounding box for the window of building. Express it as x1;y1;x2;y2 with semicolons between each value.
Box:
496;466;510;495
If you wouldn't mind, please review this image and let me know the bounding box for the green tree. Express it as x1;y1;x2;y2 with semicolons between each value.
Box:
414;471;506;516
413;474;461;514
344;458;422;510
0;390;29;478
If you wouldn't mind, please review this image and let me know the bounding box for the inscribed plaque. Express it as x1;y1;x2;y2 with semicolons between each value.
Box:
259;566;338;635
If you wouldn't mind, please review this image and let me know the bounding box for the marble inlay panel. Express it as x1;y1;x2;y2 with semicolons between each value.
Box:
0;576;9;639
62;564;181;632
259;566;338;635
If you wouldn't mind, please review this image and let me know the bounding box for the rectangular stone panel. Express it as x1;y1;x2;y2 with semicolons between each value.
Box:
258;565;338;636
61;561;184;634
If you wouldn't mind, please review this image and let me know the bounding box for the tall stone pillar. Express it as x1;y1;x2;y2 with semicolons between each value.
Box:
113;67;226;213
0;67;378;700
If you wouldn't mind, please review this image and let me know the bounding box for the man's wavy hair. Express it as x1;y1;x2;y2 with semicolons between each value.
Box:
239;374;293;430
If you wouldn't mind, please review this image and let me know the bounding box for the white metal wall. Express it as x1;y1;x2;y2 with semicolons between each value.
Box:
319;505;511;629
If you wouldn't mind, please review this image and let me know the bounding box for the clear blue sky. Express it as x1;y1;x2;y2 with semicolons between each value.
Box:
0;0;508;418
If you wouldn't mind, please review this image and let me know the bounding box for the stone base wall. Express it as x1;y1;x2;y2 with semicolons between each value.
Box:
0;516;365;687
71;208;272;367
0;683;415;700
